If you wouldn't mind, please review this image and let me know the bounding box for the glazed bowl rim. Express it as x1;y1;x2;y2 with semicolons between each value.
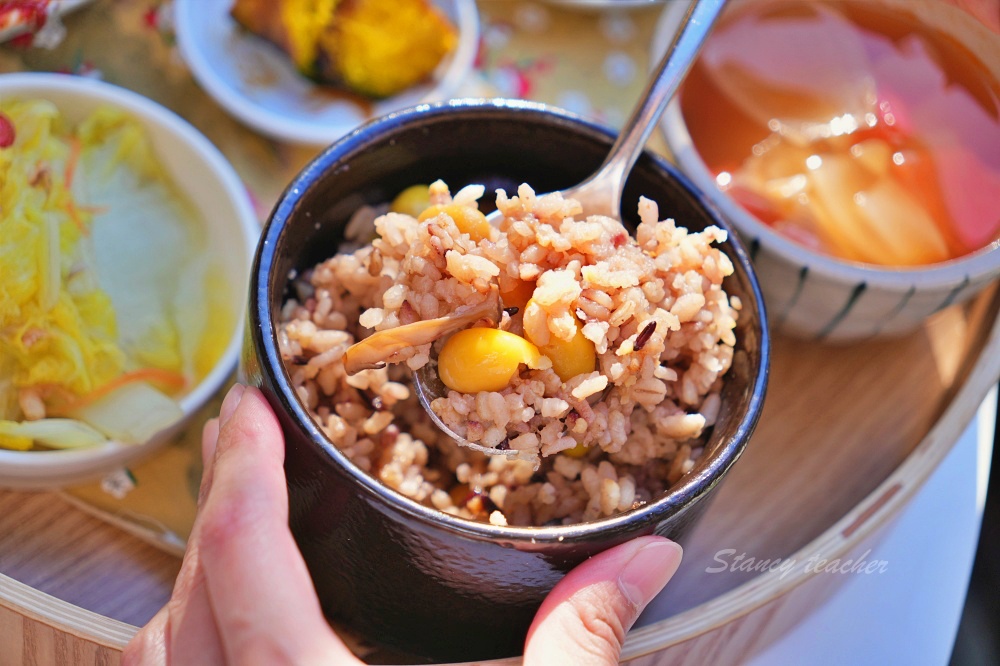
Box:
252;98;770;544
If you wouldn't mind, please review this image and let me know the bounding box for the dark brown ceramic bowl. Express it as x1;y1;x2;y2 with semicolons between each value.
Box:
242;99;770;663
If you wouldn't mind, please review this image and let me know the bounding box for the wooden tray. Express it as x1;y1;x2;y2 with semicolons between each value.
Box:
0;284;997;665
3;1;1000;663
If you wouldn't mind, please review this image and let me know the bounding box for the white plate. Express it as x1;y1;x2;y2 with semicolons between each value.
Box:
173;0;480;146
0;73;258;489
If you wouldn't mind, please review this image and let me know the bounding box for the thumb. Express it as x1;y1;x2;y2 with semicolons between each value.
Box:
524;536;682;666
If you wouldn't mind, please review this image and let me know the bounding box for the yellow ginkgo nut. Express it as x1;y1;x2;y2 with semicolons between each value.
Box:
522;301;597;382
499;278;536;311
438;328;541;393
390;184;432;217
418;203;492;242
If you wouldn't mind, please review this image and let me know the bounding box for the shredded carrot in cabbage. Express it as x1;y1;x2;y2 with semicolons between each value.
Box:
0;100;222;450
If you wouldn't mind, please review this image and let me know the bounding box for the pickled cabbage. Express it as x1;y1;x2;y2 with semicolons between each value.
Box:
0;101;231;450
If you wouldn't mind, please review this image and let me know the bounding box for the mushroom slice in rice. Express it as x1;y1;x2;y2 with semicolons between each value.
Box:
343;288;502;374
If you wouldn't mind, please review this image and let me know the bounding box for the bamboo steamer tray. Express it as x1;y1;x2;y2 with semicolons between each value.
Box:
0;284;997;665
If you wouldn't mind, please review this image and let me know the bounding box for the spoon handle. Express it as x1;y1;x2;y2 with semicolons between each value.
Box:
571;0;727;217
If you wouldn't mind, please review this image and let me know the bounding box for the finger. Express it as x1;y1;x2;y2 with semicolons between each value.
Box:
197;387;359;665
160;384;249;663
199;418;219;507
198;384;244;506
217;383;247;427
209;383;246;472
123;605;168;666
524;536;682;666
165;539;226;665
202;418;220;472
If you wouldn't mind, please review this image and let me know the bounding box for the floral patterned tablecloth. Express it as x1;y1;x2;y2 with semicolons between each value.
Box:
0;0;669;552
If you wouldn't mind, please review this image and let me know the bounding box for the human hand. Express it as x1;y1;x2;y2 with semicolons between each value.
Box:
124;384;682;666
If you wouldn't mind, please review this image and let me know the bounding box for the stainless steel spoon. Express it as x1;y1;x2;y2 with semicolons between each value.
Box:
414;0;728;454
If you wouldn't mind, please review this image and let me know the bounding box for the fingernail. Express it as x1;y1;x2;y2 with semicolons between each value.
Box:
618;540;683;608
219;384;247;426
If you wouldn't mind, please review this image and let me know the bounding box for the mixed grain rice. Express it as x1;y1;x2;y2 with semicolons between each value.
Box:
278;182;739;525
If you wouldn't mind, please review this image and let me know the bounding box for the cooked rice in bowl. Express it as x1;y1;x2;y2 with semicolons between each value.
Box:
278;181;739;526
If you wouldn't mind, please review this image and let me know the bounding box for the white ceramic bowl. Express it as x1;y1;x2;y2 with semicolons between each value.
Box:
173;0;480;146
654;0;1000;341
0;73;257;488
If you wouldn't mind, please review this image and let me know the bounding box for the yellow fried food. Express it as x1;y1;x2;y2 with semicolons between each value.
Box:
231;0;458;98
438;328;542;394
230;0;335;72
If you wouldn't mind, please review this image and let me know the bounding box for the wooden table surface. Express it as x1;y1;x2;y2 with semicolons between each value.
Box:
0;492;178;625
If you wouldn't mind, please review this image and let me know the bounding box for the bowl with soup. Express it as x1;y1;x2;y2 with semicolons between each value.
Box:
657;0;1000;340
